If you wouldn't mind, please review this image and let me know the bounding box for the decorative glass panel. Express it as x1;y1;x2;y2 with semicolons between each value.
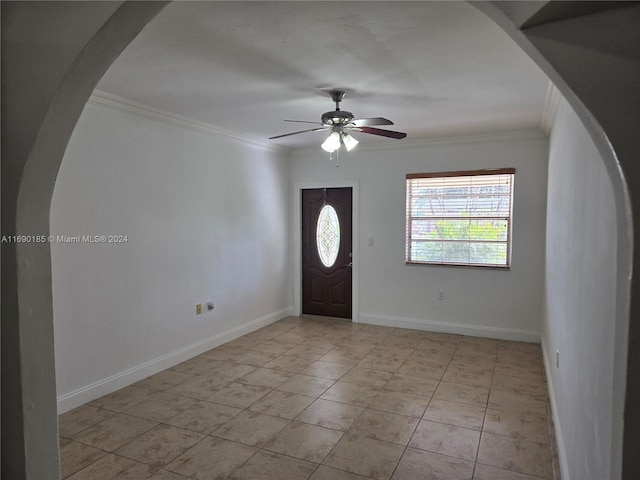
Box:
316;205;340;267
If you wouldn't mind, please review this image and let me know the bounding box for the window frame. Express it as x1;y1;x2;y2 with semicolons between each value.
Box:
405;168;515;269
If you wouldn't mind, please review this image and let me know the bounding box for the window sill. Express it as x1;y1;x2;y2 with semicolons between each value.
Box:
405;261;511;271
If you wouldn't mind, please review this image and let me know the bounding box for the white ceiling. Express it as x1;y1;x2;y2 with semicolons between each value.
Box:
97;1;550;150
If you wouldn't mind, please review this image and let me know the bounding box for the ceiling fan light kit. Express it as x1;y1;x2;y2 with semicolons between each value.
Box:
269;89;406;165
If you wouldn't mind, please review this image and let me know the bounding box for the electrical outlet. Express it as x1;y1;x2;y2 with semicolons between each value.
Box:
196;304;202;315
438;290;445;300
207;301;215;311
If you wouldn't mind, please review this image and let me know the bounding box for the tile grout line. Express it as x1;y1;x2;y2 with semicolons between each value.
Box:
384;332;451;480
471;345;498;479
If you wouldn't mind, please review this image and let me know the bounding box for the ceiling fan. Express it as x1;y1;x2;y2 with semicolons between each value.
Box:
269;90;407;156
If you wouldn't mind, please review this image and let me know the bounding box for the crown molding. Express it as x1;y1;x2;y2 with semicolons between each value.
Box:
88;90;287;154
293;127;547;154
88;90;548;156
541;80;562;134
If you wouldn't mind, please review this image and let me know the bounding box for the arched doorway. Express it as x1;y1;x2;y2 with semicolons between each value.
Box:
2;3;169;477
472;6;637;478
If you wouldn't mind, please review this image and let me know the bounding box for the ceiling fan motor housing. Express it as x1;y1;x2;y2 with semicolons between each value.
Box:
321;110;354;126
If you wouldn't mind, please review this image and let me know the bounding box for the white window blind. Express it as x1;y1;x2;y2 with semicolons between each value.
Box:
406;169;515;268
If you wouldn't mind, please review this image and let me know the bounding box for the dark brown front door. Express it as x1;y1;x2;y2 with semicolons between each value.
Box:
302;187;352;319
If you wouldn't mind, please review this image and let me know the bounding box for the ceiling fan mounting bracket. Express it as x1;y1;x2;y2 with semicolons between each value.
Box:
329;89;347;106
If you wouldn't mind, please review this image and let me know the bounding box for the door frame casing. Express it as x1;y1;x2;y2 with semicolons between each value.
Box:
293;180;359;322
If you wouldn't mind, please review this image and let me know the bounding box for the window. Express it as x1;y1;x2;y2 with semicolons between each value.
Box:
406;168;515;268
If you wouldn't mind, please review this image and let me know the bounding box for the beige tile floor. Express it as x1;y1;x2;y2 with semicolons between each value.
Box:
59;316;561;480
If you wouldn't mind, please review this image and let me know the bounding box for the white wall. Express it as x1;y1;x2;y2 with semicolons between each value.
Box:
543;99;618;479
51;100;292;412
290;133;549;341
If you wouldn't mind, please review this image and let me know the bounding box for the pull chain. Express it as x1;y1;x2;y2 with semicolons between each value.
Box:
327;149;340;167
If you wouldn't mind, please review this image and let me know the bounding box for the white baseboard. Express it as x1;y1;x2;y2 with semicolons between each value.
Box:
541;339;570;480
358;313;541;343
57;306;294;413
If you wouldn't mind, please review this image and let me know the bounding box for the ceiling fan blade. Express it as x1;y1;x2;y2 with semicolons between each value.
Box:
269;127;327;140
351;117;394;127
352;126;407;139
284;119;323;125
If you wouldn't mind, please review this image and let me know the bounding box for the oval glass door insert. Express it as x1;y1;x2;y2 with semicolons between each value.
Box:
316;204;341;267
